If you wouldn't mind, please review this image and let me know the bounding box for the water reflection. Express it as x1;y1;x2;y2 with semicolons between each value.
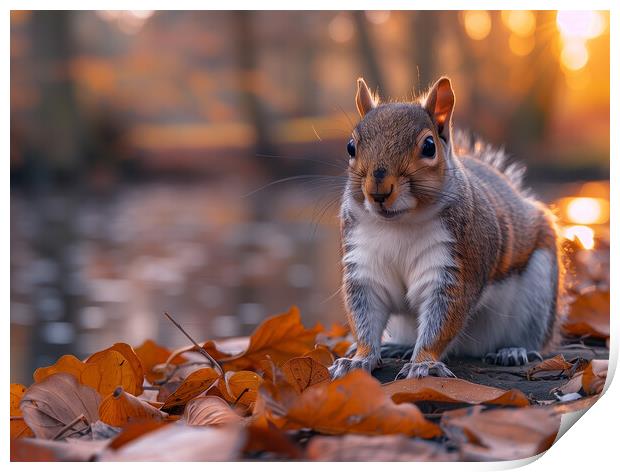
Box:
10;181;343;384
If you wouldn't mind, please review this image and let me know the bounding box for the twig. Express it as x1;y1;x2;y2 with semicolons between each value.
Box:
53;414;88;440
232;387;250;407
164;312;224;376
154;361;211;386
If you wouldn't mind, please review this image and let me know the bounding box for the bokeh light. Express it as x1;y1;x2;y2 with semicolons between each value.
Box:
562;225;595;250
509;33;535;56
462;11;492;41
365;11;391;25
565;197;609;225
501;10;536;37
556;11;605;40
560;40;589;71
329;13;354;43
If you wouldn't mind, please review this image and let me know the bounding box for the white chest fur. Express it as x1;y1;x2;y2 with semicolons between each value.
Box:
343;215;455;314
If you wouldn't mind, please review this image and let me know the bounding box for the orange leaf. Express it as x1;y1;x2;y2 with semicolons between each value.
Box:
10;383;34;440
302;346;334;367
33;354;85;384
383;377;529;407
582;359;607;395
442;406;560;460
161;367;219;410
183;396;243;426
527;354;574;379
218;371;262;408
331;340;352;357
99;387;168;427
219;306;322;370
108;421;169;450
564;288;609;338
33;344;144;397
260;369;440;438
323;322;349;338
134;339;186;384
86;343;144;396
282;357;330;393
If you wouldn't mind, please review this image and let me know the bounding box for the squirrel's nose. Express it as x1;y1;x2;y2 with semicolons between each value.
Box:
370;186;393;204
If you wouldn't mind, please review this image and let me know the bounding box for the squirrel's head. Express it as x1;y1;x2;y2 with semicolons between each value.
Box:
346;76;456;220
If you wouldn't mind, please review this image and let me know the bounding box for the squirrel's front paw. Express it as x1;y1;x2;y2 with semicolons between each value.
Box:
395;360;456;379
329;355;380;379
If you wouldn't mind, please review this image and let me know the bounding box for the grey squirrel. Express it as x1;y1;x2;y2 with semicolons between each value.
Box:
329;77;563;380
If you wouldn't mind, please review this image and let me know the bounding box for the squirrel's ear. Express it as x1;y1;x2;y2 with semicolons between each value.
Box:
424;77;455;140
355;78;377;117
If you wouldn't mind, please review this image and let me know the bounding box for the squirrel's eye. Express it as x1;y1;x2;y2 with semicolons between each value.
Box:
347;139;356;158
421;136;436;158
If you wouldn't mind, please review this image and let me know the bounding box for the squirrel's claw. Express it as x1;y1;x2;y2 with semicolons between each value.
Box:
329;355;380;379
395;360;456;380
484;347;541;366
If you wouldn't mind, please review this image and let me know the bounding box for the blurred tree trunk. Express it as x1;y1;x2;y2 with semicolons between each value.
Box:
352;11;387;96
29;11;85;182
409;11;438;92
232;11;276;161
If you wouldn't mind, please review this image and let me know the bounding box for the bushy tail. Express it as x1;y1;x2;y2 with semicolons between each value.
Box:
452;129;528;193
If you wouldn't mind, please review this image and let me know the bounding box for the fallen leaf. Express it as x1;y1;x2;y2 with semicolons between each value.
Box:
183;396;243;426
260;369;440;438
161;367;219;410
218;370;262;409
331;340;352;357
33;354;85;384
282;356;330;393
11;437;110;461
108;421;169;450
218;306;322;370
527;354;574;379
10;383;34;439
554;359;608;396
100;423;245;461
322;322;349;338
134;339;187;384
85;343;144;396
20;373;101;439
243;422;302;459
302;345;334;367
33;344;145;397
99;387;168;427
564;288;609;338
306;434;457;461
442;406;560;460
581;359;608;395
383;377;529;407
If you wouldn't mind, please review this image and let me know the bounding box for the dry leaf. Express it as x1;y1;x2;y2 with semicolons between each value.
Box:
306;434;457;461
20;373;101;439
322;322;349;338
527;354;574;379
134;339;187;384
108;421;169;450
11;437;110;461
161;367;219;410
33;354;85;384
555;359;608;396
183;396;243;426
564;288;609;338
331;340;352;357
99;387;168;427
33;344;145;397
85;343;144;396
218;370;262;409
218;306;322;370
383;377;529;407
302;346;334;367
261;369;440;438
244;422;302;459
100;423;245;461
11;383;34;440
442;406;560;460
282;356;330;393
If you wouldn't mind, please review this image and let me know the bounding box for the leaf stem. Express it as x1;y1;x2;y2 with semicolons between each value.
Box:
163;312;224;376
52;414;88;440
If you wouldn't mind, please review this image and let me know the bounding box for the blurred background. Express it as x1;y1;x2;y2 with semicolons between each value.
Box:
10;10;610;384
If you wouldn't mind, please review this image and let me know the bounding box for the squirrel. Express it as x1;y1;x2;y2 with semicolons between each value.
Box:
329;76;563;380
